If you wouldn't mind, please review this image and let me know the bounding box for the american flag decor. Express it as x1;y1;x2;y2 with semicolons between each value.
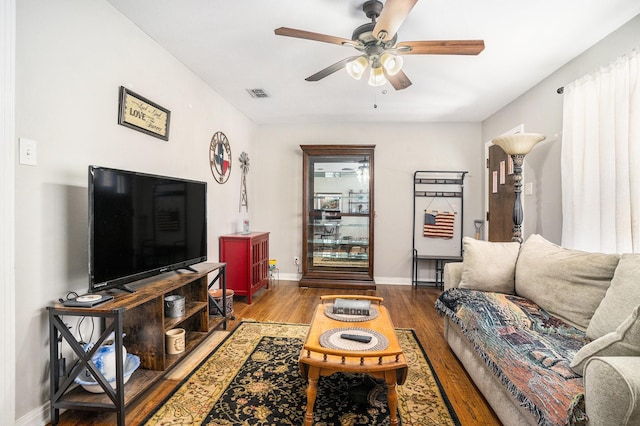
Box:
424;212;455;239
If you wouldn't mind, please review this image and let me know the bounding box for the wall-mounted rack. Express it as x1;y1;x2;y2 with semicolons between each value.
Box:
412;171;467;288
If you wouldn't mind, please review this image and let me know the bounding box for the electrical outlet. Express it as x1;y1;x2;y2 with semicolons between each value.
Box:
294;256;300;265
19;138;38;166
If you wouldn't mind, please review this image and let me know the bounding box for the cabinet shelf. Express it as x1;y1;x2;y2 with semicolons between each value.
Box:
310;221;369;227
54;367;161;409
313;252;369;260
310;238;369;245
163;301;208;330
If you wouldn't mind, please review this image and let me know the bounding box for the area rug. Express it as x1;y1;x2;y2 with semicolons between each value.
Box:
143;321;459;425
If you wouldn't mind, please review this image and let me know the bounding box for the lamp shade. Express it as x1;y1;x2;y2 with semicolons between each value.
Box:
491;133;546;155
368;65;386;86
346;56;369;80
380;52;403;76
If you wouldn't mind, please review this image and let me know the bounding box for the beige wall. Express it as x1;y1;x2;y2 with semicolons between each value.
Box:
15;0;255;422
252;123;483;282
1;1;16;425
482;14;640;245
13;0;640;423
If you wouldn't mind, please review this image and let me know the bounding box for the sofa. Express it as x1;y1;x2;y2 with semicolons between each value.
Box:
435;234;640;426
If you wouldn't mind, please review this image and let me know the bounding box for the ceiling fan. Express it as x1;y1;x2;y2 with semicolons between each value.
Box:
274;0;484;90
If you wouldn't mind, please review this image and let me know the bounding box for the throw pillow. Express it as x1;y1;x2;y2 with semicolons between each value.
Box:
458;237;520;294
515;234;619;330
570;305;640;375
588;253;640;340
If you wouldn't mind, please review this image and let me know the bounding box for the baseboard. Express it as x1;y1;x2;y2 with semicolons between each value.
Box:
373;277;411;285
277;272;301;281
16;401;50;426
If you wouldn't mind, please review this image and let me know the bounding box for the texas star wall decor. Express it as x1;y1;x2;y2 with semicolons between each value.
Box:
209;131;232;184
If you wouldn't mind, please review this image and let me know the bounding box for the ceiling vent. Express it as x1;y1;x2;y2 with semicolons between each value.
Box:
246;88;270;99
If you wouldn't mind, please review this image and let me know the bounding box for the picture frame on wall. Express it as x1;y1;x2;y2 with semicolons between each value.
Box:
118;86;171;141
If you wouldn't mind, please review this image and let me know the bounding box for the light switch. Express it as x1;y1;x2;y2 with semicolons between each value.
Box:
524;182;533;195
19;138;37;166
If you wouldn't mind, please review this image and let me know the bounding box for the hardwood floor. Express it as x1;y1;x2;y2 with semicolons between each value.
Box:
51;281;500;425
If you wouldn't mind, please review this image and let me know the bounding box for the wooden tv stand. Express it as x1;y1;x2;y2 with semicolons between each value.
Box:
47;262;227;425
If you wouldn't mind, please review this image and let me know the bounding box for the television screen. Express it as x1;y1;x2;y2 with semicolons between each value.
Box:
89;165;207;292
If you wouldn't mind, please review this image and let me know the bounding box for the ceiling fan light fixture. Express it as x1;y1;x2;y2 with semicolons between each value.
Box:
368;65;386;87
346;56;369;80
275;0;484;92
380;52;403;76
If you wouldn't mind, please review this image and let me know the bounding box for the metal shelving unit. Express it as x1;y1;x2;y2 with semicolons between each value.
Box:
412;171;467;288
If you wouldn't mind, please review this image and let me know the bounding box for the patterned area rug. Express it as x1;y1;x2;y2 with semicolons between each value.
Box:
144;321;459;425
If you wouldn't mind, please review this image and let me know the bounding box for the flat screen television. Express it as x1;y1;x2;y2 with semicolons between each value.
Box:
88;165;207;292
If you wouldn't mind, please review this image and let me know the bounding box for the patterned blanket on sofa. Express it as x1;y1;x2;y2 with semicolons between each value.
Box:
435;288;591;426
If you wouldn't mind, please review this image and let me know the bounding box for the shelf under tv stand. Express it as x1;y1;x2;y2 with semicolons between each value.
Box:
47;262;227;425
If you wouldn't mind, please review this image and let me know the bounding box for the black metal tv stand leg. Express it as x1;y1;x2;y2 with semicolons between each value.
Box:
120;284;136;293
207;264;230;329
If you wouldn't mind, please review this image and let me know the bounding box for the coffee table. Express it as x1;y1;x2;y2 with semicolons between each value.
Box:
298;295;408;426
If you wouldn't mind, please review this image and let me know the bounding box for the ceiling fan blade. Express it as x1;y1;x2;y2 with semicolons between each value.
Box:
385;69;412;90
372;0;418;41
397;40;485;55
275;27;354;46
305;56;360;82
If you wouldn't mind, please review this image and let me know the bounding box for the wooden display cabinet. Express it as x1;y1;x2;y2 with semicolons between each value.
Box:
219;232;270;304
300;145;375;289
48;262;227;425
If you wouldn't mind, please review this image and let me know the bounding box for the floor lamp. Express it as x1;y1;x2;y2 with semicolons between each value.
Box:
491;133;546;243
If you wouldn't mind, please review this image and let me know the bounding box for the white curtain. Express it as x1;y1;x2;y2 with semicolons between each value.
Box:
561;48;640;253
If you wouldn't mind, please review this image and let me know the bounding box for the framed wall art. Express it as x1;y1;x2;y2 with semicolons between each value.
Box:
118;86;171;140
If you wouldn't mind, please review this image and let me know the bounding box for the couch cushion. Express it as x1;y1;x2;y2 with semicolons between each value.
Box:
515;234;620;330
571;306;640;375
459;237;520;294
588;253;640;339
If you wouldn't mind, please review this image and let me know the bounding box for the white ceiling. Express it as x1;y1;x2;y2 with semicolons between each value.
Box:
107;0;640;125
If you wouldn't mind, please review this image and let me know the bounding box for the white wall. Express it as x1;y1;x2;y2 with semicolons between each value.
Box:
252;122;483;283
1;1;17;424
14;0;640;423
482;14;640;244
15;0;255;422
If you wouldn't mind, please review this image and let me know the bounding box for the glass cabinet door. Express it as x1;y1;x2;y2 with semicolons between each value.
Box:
300;145;375;289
